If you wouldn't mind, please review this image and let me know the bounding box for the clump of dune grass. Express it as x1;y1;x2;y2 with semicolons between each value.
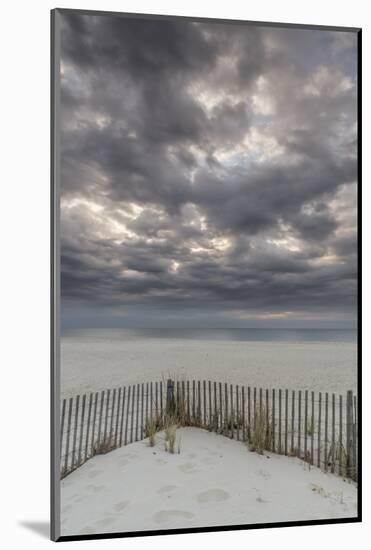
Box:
248;405;273;455
164;423;178;454
145;417;158;447
327;437;357;479
306;418;314;436
92;434;116;455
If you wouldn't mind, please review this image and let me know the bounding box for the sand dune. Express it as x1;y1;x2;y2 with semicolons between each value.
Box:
61;427;356;536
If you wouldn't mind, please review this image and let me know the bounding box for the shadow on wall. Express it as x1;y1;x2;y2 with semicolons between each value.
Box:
18;521;49;539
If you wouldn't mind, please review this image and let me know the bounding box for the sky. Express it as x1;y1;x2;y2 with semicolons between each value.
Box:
59;12;358;330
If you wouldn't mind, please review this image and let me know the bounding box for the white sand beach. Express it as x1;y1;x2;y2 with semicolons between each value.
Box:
61;427;357;536
61;332;357;398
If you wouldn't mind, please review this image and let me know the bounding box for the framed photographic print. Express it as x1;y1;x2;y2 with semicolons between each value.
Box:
51;8;361;542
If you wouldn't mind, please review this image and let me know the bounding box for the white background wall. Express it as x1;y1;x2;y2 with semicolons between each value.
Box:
1;0;368;548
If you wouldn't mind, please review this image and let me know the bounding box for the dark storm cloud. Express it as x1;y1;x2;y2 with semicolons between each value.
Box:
59;12;358;327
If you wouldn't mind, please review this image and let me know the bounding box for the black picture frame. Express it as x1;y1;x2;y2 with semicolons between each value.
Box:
51;8;362;542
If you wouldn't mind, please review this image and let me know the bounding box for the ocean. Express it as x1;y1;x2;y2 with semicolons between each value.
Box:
60;328;357;398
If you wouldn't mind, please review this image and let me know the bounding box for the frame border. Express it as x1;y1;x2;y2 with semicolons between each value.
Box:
51;8;362;542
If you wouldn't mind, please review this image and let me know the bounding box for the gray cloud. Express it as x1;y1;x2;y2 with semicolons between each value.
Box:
59;13;358;328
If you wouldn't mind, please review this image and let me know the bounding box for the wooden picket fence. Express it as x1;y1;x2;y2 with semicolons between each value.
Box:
60;379;358;482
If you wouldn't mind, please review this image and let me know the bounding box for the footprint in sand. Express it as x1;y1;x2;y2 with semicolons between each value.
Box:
179;462;199;473
196;489;230;503
113;500;129;512
154;510;194;525
157;485;177;495
156;458;168;465
125;452;138;459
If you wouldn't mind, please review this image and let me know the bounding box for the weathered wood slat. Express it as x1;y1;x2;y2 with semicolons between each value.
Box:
339;394;343;475
247;386;251;434
187;380;190;422
155;381;159;420
229;384;234;439
236;385;240;441
324;392;329;471
297;390;302;458
265;389;269;451
214;382;218;431
224;383;229;435
253;387;257;433
203;380;206;424
272;388;275;452
278;389;282;454
242;386;246;441
140;384;144;440
84;393;93;461
317;392;322;468
311;391;314;465
60;399;66;460
114;388;122;446
130;384;136;443
219;382;223;431
291;390;295;455
119;386;126;447
91;392;98;454
124;385;131;445
64;397;73;473
150;382;153;420
259;387;263;419
284;389;288;456
136;383;140;441
352;394;357;479
103;389;111;442
304;390;308;461
145;383;149;428
109;388;116;441
209;381;212;427
192;380;196;422
198;380;201;424
331;393;335;473
77;394;86;466
71;395;80;470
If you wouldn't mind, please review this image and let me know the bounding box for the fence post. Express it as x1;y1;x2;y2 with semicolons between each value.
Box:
278;389;282;454
353;395;357;480
324;392;328;471
60;399;66;460
219;383;223;430
339;394;343;475
284;389;288;456
304;390;308;462
346;390;353;478
166;378;175;416
317;392;322;468
71;395;80;470
331;393;335;473
291;390;295;455
242;386;246;441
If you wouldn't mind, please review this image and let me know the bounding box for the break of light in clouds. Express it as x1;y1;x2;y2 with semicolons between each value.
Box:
59;13;358;329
